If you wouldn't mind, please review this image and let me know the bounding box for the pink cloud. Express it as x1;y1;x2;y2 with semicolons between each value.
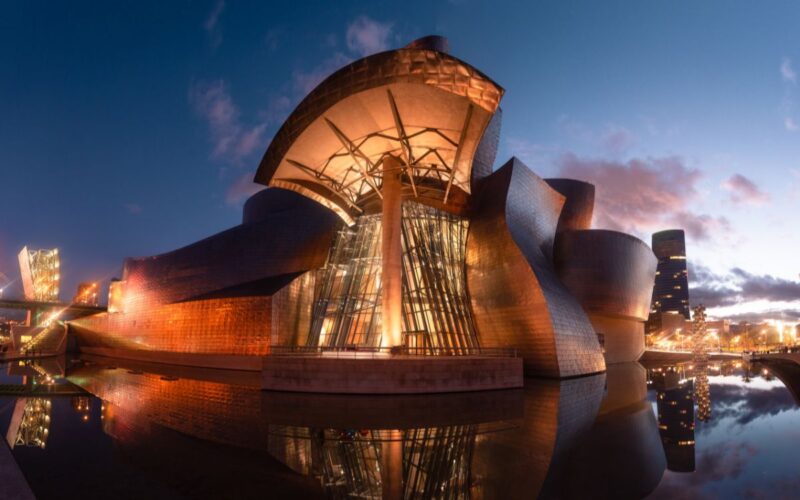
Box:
601;125;635;156
225;171;265;205
189;80;267;164
346;16;393;56
557;153;728;241
721;174;770;206
204;0;225;48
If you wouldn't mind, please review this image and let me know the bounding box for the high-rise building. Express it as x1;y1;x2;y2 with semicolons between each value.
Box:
17;246;60;302
647;230;690;333
74;282;99;306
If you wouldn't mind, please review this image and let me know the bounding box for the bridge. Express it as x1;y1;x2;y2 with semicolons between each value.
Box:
0;298;105;324
0;298;106;316
746;352;800;405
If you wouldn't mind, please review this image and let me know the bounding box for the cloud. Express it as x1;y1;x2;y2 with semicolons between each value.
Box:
189;80;268;164
204;0;225;49
345;16;393;56
292;15;393;95
690;263;800;313
781;57;796;84
556;153;728;241
123;203;143;214
601;125;635;156
781;58;797;131
225;171;265;205
651;442;760;498
721;174;770;205
708;383;795;426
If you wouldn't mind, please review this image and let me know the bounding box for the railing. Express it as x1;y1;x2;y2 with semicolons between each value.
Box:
269;345;518;358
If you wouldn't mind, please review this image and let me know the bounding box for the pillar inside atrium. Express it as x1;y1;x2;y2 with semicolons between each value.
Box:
381;155;404;349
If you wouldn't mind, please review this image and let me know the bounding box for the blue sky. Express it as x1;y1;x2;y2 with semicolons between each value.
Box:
1;1;798;321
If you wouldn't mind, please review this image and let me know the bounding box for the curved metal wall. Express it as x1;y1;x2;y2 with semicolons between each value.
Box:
242;187;327;225
122;200;338;312
553;230;657;321
466;157;605;378
470;108;502;191
544;178;595;233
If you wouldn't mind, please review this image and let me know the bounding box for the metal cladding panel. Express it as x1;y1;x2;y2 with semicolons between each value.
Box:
553;229;657;321
470;107;502;190
17;247;34;301
270;271;316;347
544;178;595;233
254;47;504;221
256;47;504;184
242;187;325;225
121;203;337;312
466;157;605;378
69;296;272;355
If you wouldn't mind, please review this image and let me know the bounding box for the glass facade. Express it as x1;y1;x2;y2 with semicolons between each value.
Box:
306;202;479;353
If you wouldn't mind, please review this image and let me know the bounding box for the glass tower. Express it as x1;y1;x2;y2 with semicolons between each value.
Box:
648;230;690;333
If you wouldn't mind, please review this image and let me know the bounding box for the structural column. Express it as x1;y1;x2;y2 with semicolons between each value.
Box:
381;155;404;349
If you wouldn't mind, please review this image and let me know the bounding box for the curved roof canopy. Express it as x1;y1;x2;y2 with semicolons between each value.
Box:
255;42;504;224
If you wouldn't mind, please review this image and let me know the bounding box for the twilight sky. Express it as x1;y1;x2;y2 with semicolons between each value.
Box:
1;1;799;321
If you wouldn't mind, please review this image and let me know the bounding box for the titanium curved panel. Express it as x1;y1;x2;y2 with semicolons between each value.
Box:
544;178;595;232
553;230;657;321
470;107;502;190
122;201;338;312
256;47;504;185
242;187;331;225
466;157;605;377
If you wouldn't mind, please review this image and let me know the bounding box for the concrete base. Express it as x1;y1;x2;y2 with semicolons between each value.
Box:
262;355;523;394
77;347;263;371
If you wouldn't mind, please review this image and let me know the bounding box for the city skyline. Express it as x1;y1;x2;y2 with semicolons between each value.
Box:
1;1;799;322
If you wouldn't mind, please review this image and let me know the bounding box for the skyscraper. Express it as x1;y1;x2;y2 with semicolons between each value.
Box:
648;230;690;333
17;246;60;302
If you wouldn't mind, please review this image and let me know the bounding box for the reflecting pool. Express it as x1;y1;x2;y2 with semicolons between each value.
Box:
0;355;798;499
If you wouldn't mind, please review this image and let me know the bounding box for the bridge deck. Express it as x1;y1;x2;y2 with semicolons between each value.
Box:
0;299;105;315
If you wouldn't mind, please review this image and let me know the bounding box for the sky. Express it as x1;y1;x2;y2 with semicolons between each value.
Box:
1;0;799;322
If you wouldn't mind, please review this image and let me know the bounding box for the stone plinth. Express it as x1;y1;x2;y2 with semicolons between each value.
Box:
262;356;523;394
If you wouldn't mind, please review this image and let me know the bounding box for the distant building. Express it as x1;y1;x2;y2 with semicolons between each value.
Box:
647;230;690;334
74;282;99;306
17;247;60;302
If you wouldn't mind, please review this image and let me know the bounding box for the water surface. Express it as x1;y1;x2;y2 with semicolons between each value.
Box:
0;356;797;499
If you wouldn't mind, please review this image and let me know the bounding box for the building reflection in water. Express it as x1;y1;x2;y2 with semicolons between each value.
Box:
6;398;51;449
551;363;666;499
71;396;91;422
5;355;785;498
694;364;711;423
2;357;68;451
650;365;696;472
277;425;478;499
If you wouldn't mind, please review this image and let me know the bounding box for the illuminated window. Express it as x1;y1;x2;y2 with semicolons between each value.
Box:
307;203;478;353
